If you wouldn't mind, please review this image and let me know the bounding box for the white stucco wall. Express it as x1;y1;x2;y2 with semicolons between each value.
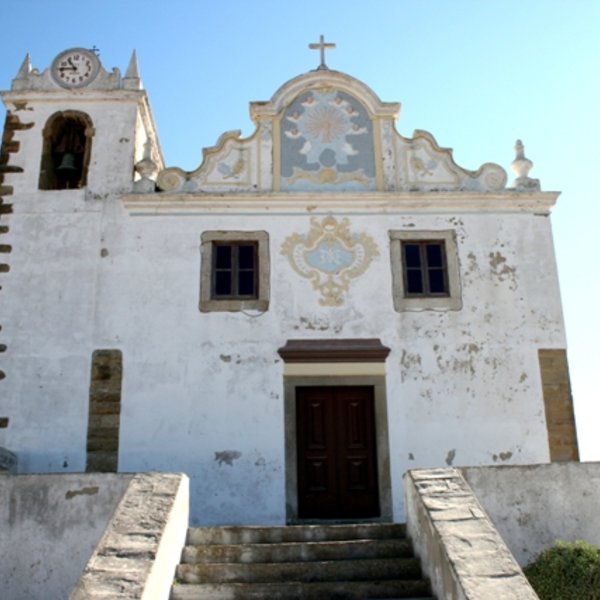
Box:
463;462;600;566
1;188;564;524
0;473;133;600
0;68;568;526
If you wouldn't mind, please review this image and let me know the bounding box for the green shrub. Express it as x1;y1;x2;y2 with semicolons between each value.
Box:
524;540;600;600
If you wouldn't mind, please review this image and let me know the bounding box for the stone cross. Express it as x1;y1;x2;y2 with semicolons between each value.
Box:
309;35;336;70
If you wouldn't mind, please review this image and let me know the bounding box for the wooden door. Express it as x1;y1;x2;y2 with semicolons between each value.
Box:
296;386;380;519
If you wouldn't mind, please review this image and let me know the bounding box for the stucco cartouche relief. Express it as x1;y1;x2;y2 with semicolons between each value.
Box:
281;215;379;306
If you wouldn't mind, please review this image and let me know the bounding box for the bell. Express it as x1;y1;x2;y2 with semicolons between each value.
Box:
56;152;78;174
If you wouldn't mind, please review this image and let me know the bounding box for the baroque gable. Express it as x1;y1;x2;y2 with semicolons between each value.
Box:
156;69;507;195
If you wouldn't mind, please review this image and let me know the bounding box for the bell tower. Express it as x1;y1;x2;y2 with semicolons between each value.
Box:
0;50;163;474
1;48;163;196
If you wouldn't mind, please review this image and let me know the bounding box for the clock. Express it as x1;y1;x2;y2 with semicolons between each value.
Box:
51;48;100;89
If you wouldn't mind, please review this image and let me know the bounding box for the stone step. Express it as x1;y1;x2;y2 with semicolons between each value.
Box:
182;537;414;564
171;579;433;599
176;556;422;584
187;522;407;545
173;523;434;599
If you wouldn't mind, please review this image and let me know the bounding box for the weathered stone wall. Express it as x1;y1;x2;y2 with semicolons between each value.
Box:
404;468;538;600
538;349;579;461
462;462;600;566
0;473;133;600
71;472;189;600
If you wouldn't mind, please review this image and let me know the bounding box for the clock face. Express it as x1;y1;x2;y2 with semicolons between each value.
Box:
51;48;100;89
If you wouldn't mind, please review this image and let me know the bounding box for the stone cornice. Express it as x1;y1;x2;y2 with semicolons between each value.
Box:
122;190;560;216
1;89;147;103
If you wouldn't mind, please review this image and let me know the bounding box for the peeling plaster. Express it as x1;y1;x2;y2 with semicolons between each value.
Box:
214;450;242;466
65;486;99;500
484;356;500;370
436;347;476;377
400;350;422;382
489;251;517;289
293;316;337;332
467;251;478;273
461;343;479;354
419;389;433;403
492;451;514;462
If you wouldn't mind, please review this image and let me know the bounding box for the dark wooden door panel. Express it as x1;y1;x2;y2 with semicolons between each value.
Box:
297;388;337;516
337;390;379;517
297;386;379;519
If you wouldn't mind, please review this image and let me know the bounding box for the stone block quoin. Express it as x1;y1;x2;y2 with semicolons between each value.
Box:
87;350;123;473
539;348;579;462
0;111;32;391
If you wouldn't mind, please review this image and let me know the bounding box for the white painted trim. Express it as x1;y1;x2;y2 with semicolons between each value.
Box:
283;362;386;376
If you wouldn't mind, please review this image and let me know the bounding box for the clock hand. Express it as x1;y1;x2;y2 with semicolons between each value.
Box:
68;58;76;69
58;65;77;72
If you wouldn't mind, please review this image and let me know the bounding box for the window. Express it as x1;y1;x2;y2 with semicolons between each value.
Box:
402;241;448;296
213;242;257;299
389;230;461;311
200;231;269;312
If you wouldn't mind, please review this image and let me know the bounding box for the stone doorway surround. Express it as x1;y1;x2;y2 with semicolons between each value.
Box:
278;339;393;523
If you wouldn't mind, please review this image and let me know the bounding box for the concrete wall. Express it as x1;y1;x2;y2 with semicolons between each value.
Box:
463;462;600;566
0;473;133;600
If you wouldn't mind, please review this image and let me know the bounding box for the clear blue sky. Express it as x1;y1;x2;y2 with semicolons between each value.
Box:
2;0;599;459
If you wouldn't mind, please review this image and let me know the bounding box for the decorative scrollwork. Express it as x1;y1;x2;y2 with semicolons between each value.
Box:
156;169;186;192
281;216;379;306
482;164;508;191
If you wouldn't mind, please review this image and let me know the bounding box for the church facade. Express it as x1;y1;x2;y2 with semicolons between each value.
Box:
0;45;578;525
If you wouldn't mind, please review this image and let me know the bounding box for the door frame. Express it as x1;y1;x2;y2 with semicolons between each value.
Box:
284;373;392;523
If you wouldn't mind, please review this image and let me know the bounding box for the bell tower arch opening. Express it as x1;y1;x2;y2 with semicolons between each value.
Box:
38;110;94;190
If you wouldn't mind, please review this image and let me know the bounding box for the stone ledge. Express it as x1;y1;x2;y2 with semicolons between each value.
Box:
404;468;538;600
70;473;189;600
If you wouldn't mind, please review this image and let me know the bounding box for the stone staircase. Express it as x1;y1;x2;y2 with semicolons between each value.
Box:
170;522;434;599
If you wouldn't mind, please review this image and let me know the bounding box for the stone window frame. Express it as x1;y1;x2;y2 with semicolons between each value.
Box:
389;229;462;312
200;231;270;312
